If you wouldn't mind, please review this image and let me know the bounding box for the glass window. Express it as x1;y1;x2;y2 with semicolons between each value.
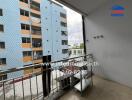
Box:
22;37;31;43
0;9;3;16
0;58;6;65
0;24;4;32
0;42;5;49
23;51;32;57
60;12;66;18
61;22;67;27
62;49;68;54
21;24;30;30
20;9;29;17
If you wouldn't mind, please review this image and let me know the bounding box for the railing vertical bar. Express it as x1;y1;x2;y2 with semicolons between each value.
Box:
22;77;25;100
3;82;5;100
80;69;83;96
29;75;32;100
41;65;45;100
36;75;39;99
13;79;16;100
51;67;54;95
56;69;58;92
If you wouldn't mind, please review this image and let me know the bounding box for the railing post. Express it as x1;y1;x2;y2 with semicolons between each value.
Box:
42;55;51;97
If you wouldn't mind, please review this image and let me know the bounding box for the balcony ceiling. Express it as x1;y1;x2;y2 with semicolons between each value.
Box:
55;0;108;15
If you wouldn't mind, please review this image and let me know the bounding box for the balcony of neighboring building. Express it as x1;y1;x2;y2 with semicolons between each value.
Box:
32;38;42;51
22;37;31;48
31;12;41;27
19;0;29;9
23;51;32;62
30;1;41;15
31;26;42;38
32;0;41;4
33;51;43;64
20;9;30;21
21;23;30;35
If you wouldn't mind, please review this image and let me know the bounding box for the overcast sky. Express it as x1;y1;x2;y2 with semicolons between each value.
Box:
64;7;83;46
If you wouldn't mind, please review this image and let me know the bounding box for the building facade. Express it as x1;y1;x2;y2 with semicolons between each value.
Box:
0;0;68;79
69;48;84;58
42;0;69;61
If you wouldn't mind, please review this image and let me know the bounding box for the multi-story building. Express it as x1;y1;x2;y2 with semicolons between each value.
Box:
69;48;84;58
0;0;68;80
42;0;69;61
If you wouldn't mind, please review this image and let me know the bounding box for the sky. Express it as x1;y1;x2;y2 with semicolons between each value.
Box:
64;7;83;46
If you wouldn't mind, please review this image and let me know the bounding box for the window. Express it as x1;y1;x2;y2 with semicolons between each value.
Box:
20;9;29;17
61;22;67;27
61;31;67;36
60;13;66;18
0;9;3;16
62;40;68;45
0;58;6;65
62;49;68;54
74;50;76;55
21;24;30;30
23;51;32;57
0;74;7;81
20;0;28;4
0;42;5;49
0;24;4;32
22;37;31;43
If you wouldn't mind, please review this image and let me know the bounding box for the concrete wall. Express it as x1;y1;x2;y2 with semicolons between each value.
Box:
85;0;132;87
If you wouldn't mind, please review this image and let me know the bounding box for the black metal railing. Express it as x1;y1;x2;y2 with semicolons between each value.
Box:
0;54;95;100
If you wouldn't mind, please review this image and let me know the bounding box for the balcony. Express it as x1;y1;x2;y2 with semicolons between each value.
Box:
22;43;31;48
0;55;132;100
32;39;42;51
19;1;29;8
32;0;41;4
30;1;41;15
21;29;30;34
60;17;67;23
23;56;32;62
33;51;43;64
20;15;30;21
31;22;41;27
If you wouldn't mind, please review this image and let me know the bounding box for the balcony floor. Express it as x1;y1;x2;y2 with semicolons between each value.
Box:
59;76;132;100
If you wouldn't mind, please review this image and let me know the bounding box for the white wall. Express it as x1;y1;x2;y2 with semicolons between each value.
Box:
85;0;132;87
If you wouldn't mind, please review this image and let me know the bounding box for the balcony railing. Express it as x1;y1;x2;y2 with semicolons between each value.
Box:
0;55;95;100
32;43;42;48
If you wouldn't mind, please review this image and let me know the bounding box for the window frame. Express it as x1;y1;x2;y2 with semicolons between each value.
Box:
0;24;4;32
0;8;3;16
23;51;32;57
20;9;29;17
22;37;31;43
0;58;6;65
0;42;5;49
21;24;30;30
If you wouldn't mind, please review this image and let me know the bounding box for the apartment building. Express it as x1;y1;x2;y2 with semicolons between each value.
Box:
0;0;68;79
42;0;69;61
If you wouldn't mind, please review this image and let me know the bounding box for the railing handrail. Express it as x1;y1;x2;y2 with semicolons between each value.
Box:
0;54;92;77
